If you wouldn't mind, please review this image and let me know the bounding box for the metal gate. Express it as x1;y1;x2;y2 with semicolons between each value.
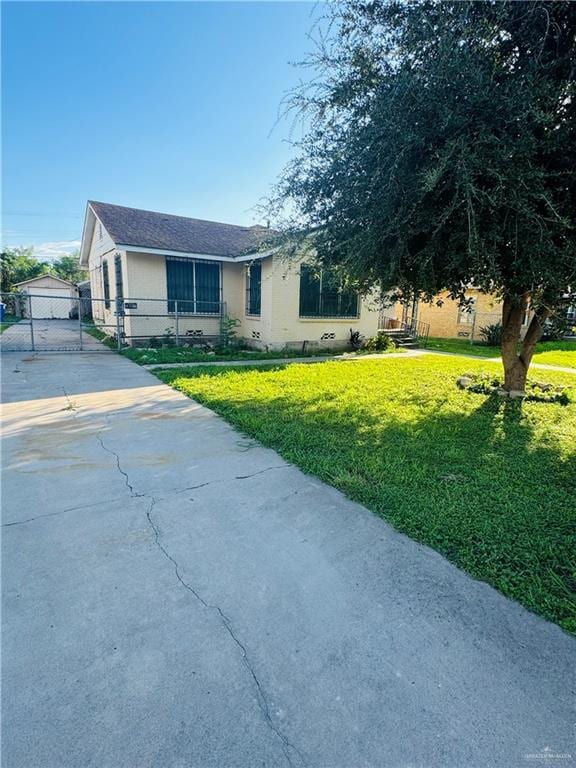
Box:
0;293;116;352
1;293;227;353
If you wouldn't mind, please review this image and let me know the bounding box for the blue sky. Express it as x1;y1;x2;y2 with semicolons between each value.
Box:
2;1;319;259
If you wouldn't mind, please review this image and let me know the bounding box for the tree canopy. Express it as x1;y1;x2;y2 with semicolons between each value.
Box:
51;253;88;284
273;0;576;390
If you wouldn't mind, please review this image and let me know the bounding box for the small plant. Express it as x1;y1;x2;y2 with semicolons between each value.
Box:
479;322;502;347
149;336;161;348
363;332;395;352
349;328;363;351
162;327;176;348
216;316;241;352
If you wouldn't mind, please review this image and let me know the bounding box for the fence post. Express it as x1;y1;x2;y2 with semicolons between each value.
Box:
174;300;179;347
28;294;35;351
470;310;477;345
220;301;227;344
116;298;123;351
78;297;83;350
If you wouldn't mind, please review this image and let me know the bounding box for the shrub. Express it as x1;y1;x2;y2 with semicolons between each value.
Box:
479;322;502;347
216;316;241;352
363;332;395;352
162;327;176;348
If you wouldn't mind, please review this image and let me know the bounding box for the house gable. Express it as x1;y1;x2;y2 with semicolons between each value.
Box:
79;203;117;269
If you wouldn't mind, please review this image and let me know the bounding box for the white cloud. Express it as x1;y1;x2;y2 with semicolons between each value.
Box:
32;240;82;262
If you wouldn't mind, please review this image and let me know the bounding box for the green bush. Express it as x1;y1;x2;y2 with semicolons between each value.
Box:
215;316;241;353
162;327;176;348
363;332;395;352
479;322;502;346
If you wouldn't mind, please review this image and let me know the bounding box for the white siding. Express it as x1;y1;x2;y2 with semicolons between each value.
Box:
87;218;123;329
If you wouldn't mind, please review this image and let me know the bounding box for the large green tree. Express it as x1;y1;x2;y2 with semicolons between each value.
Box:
0;247;49;293
273;0;576;392
52;252;87;283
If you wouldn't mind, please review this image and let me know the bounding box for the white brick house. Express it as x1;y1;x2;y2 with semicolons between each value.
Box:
79;201;380;350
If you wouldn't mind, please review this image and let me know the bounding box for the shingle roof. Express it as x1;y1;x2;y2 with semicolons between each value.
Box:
89;201;271;258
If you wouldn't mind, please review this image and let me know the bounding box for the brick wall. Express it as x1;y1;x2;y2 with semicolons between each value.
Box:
391;290;533;340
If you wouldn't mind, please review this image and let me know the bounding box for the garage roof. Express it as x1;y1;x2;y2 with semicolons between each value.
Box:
13;275;76;288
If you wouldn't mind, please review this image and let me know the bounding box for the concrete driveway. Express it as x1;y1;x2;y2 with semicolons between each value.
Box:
2;351;574;768
0;319;106;351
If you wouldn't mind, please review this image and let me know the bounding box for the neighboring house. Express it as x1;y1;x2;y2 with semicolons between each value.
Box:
389;289;576;341
79;201;380;349
388;288;534;340
13;275;78;319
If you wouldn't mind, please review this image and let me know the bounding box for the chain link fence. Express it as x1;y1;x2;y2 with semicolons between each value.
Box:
0;293;229;352
453;306;575;346
455;310;503;345
119;297;226;348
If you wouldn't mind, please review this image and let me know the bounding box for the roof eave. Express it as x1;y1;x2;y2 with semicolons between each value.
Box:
234;246;279;262
14;275;76;288
79;203;97;267
119;245;278;262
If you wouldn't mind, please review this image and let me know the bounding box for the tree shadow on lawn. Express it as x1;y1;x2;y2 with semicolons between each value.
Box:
184;382;576;633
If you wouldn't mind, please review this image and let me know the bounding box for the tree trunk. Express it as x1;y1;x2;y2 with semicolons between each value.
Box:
503;357;529;393
500;294;549;394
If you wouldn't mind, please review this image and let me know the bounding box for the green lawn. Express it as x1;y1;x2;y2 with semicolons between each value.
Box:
532;341;576;369
83;325;118;349
157;356;576;633
427;337;576;369
427;337;500;357
0;314;19;334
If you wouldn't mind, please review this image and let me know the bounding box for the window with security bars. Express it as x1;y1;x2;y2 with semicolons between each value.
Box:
115;254;124;302
166;257;220;314
246;262;262;316
102;260;111;309
299;265;359;319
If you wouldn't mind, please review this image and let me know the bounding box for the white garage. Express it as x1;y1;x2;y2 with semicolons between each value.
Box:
14;275;78;319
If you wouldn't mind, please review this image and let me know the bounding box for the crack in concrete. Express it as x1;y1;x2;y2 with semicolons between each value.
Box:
2;496;131;528
235;465;290;480
236;439;259;453
96;434;143;497
97;436;305;767
160;482;212;495
152;467;292;499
